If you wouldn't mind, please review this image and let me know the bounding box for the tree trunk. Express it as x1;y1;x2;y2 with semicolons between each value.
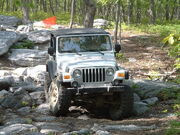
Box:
84;0;96;28
64;0;67;12
165;0;170;21
42;0;47;12
149;0;156;24
114;0;120;44
127;0;130;24
49;0;55;15
119;5;122;44
69;0;75;28
21;0;30;24
6;0;9;11
1;0;5;11
136;0;141;24
170;0;177;20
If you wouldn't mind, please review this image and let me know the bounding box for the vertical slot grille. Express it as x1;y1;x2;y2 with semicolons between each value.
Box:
82;68;105;82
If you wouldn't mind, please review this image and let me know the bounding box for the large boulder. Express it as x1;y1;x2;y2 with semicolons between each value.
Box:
27;30;51;44
93;19;108;28
0;31;22;56
125;79;180;98
0;15;22;27
8;49;47;67
23;65;46;85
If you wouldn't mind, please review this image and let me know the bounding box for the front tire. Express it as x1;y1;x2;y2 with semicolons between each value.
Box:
109;85;134;120
49;78;71;116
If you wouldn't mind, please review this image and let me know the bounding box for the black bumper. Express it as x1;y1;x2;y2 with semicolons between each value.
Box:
67;85;126;94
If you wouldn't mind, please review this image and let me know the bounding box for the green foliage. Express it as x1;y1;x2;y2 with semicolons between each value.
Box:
165;121;180;135
122;23;180;37
162;34;180;69
116;53;126;60
21;101;29;106
158;87;180;101
12;40;34;49
148;70;161;80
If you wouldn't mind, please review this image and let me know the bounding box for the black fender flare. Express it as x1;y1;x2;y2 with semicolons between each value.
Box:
46;60;57;80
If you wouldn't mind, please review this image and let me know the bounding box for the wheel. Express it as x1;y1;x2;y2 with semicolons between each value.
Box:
44;72;51;102
109;85;134;120
49;78;71;116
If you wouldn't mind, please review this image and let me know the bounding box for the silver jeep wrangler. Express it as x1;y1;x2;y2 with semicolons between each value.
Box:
45;28;133;120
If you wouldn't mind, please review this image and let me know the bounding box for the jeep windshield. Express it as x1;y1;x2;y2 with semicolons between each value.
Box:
58;35;112;53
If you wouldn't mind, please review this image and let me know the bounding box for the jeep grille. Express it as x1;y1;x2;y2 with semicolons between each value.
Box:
82;68;106;82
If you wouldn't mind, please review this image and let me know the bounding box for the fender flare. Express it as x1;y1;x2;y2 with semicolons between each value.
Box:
46;60;57;80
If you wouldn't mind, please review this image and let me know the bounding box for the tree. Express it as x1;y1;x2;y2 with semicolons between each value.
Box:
149;0;156;24
84;0;96;28
114;0;120;44
69;0;75;28
21;0;30;24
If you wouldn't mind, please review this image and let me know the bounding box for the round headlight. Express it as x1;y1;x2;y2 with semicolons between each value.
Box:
73;69;81;78
106;68;114;76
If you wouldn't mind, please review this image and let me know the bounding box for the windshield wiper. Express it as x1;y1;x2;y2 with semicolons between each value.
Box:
98;51;104;55
87;49;104;55
74;51;82;56
61;50;82;55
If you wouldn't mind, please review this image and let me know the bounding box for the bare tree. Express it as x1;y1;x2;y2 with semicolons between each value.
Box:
21;0;30;24
114;0;120;44
69;0;75;28
149;0;156;24
84;0;96;28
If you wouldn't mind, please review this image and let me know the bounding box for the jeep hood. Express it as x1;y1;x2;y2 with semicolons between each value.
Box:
58;53;116;72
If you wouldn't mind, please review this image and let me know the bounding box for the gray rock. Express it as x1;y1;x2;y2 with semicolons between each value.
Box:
94;19;108;28
0;15;22;27
125;79;180;98
0;124;38;135
0;31;22;56
27;30;51;44
34;122;70;134
142;97;158;105
5;118;32;126
8;49;47;67
63;129;90;135
0;90;9;103
1;92;32;109
103;124;157;131
35;103;49;115
133;93;141;102
17;107;31;114
133;102;149;115
25;132;45;135
30;91;45;105
96;130;111;135
23;65;46;85
0;76;15;90
77;114;90;120
33;116;56;122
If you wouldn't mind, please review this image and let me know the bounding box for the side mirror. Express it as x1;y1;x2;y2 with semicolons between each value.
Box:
48;47;54;56
115;43;121;53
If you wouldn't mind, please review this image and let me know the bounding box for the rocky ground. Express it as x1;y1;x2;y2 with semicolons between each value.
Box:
0;15;180;135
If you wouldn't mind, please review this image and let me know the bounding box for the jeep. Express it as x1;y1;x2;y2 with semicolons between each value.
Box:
44;28;133;120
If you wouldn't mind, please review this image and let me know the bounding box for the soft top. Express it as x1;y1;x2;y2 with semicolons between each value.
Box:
51;28;109;37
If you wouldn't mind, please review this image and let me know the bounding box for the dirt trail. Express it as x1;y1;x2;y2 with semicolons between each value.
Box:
117;31;175;80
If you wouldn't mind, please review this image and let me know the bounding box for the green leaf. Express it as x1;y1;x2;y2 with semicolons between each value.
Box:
168;36;175;45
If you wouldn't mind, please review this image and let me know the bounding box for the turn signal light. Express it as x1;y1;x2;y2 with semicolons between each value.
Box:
118;73;125;77
64;75;71;79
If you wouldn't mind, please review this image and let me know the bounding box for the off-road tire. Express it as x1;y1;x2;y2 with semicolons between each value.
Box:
49;78;71;116
109;85;134;120
44;72;51;103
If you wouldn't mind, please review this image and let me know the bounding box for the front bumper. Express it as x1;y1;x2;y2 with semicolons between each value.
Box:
67;85;126;94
